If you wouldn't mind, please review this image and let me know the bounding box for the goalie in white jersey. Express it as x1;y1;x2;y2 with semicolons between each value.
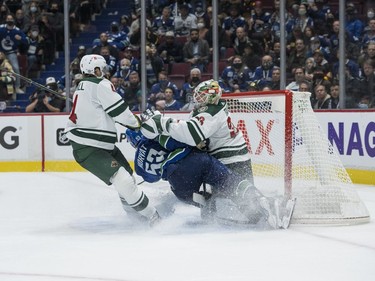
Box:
140;80;294;227
65;54;159;226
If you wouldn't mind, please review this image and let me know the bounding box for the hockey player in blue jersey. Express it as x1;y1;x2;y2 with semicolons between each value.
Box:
126;128;287;227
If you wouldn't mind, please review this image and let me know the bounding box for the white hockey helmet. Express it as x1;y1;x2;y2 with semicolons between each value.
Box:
80;54;107;78
193;79;222;106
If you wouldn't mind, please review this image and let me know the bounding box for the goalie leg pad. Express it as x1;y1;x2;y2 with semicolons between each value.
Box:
111;167;156;219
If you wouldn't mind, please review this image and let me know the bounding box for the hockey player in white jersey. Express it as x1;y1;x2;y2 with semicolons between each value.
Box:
140;79;297;228
65;54;159;226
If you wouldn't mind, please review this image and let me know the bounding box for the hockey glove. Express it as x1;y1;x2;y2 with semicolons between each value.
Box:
125;129;143;148
140;110;173;139
125;114;142;131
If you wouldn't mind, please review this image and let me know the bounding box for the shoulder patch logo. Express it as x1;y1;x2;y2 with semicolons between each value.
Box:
111;160;119;168
197;106;208;113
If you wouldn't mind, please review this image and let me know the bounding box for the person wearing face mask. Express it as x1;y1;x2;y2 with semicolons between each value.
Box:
250;55;275;89
149;70;179;106
45;1;64;53
26;24;45;77
114;58;132;83
99;45;118;78
25;76;65;113
220;55;252;93
290;4;314;33
0;14;29;94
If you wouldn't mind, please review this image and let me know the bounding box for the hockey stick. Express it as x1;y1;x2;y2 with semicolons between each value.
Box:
0;67;70;101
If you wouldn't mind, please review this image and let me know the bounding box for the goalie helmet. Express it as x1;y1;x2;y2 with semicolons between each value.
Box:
80;54;107;78
193;79;222;106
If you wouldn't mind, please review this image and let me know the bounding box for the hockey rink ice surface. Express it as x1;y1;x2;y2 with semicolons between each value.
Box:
0;172;374;281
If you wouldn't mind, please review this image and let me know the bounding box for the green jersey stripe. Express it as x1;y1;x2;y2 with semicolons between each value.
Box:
105;100;127;117
210;146;250;159
70;128;117;144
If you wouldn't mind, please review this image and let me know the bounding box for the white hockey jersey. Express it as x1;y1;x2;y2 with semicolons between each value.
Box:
65;77;140;150
167;100;251;165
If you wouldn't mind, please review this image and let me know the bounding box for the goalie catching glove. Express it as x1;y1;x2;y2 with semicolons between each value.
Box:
140;109;173;139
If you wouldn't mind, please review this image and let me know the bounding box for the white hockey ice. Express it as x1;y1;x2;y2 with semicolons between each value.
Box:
0;172;374;281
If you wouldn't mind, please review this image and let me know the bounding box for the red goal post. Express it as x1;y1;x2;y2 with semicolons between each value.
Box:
222;90;370;225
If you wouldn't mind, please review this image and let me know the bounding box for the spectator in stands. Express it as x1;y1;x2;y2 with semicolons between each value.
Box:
220;55;252;93
247;1;271;42
6;0;22;15
286;38;307;77
358;59;375;108
304;57;315;82
115;58;132;84
232;26;252;57
39;12;56;65
157;30;184;67
268;0;295;40
362;19;375;47
183;28;210;72
23;1;41;32
290;4;314;34
0;14;29;94
332;49;360;80
358;42;375;69
345;2;365;42
242;42;261;72
312;49;331;79
119;14;130;34
330;20;360;63
251;55;275;90
197;16;209;40
46;1;64;53
298;80;311;93
286;67;306;92
129;20;159;49
307;36;330;63
0;3;11;24
163;86;182;111
152;6;174;36
180;67;201;111
149;70;179;105
144;44;164;90
222;4;246;42
313;84;332;109
14;8;27;33
106;21;129;51
99;45;118;78
204;17;229;60
26;24;45;77
128;8;152;38
0;52;15;101
174;4;197;37
25;77;65;113
122;46;139;72
92;33;120;60
118;71;141;111
268;66;281;90
329;82;340;109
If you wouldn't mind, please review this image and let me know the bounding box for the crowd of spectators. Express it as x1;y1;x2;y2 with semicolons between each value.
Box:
1;0;375;113
104;0;374;110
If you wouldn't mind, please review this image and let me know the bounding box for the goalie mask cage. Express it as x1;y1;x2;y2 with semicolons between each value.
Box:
222;90;370;225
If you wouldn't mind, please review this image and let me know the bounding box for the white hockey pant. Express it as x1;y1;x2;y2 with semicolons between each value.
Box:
111;167;156;219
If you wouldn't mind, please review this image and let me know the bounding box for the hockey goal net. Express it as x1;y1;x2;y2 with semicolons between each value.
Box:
222;90;370;225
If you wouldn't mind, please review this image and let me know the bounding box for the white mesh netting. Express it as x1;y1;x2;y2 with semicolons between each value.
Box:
224;91;370;225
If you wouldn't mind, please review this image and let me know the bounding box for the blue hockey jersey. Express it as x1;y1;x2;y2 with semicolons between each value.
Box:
131;133;192;183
